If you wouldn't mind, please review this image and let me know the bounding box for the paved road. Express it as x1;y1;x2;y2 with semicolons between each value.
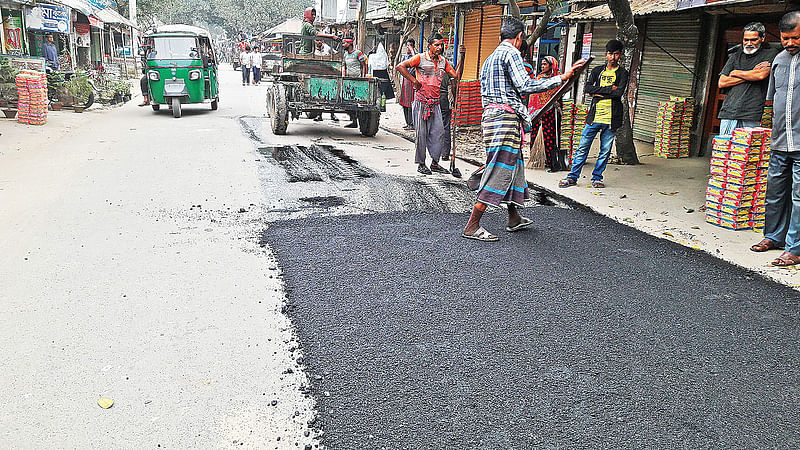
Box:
263;207;800;448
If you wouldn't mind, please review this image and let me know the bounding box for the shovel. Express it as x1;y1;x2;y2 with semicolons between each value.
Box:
449;79;462;178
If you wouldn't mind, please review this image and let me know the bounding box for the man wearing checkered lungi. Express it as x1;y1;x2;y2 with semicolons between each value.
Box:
461;17;585;242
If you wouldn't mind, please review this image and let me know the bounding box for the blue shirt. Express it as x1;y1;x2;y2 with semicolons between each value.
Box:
480;41;562;128
44;42;59;70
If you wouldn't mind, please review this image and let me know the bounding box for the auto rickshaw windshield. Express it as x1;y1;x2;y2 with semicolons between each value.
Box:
149;37;198;59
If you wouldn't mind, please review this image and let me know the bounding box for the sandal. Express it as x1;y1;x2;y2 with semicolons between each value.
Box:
506;216;533;232
591;180;605;188
558;178;577;188
771;251;800;267
750;238;779;252
461;226;498;242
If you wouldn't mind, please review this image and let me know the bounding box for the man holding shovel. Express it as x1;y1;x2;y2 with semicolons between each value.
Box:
396;33;466;175
462;17;585;242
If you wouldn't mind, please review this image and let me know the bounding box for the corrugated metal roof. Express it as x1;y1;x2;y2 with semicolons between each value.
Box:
565;0;677;20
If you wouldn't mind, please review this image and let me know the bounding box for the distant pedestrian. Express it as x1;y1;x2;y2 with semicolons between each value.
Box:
718;22;780;134
251;45;262;85
462;17;584;242
559;39;629;189
396;33;465;175
529;56;567;172
750;11;800;266
240;45;251;85
342;35;367;128
370;39;395;101
398;39;416;130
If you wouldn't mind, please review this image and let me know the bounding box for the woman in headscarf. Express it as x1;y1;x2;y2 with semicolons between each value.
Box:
397;39;417;130
369;39;395;101
529;56;567;171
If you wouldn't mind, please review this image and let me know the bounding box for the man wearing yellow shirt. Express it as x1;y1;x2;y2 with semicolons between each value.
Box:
560;40;629;188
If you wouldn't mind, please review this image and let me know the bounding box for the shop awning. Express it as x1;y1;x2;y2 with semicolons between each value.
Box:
93;7;137;28
564;0;677;20
262;17;303;36
52;0;94;17
418;0;482;13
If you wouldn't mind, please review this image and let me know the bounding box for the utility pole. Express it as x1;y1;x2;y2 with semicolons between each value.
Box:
129;0;137;26
357;0;367;52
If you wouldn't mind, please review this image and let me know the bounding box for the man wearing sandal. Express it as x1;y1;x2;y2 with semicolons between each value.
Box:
559;40;629;189
462;17;585;242
750;11;800;267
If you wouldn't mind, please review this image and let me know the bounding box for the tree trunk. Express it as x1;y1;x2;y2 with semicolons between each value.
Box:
606;0;640;165
507;0;555;47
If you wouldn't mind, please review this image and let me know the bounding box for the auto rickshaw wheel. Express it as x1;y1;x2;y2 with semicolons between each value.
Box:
358;111;380;137
172;97;182;118
269;84;288;135
152;104;160;111
211;98;218;110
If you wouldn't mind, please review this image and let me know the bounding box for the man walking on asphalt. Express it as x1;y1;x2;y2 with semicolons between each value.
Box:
559;40;629;189
750;11;800;266
718;22;780;134
251;45;263;85
462;17;584;241
341;35;367;128
396;33;466;175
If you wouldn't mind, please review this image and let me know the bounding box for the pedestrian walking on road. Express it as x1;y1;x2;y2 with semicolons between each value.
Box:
398;39;417;130
240;45;251;85
342;35;367;128
718;22;779;134
396;33;465;175
462;17;584;241
750;11;800;266
559;40;629;189
251;45;263;85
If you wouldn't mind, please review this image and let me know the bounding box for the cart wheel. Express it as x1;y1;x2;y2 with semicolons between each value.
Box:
269;84;288;135
151;103;160;111
358;111;380;137
211;97;218;110
172;97;182;118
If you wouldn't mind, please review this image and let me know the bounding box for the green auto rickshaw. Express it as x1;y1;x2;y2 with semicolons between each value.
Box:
141;25;220;118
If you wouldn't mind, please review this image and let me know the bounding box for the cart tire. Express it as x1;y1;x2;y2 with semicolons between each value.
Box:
172;97;181;118
152;104;160;111
211;98;218;110
85;91;95;109
358;111;380;137
269;84;288;135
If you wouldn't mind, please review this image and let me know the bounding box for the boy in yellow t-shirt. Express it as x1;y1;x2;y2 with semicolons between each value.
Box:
559;40;629;189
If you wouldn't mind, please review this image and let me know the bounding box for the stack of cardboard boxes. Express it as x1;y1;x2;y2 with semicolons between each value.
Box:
560;100;587;164
705;128;770;231
654;97;694;158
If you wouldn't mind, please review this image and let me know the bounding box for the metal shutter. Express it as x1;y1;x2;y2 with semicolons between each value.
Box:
633;14;701;142
478;5;502;76
462;9;482;80
589;22;618;59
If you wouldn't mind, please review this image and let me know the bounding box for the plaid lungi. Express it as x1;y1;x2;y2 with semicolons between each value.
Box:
476;108;529;207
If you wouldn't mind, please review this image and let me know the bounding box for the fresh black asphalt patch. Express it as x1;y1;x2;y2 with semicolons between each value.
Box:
262;207;799;448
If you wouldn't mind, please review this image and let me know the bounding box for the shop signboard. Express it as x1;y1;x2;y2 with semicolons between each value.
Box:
348;0;359;10
3;11;24;54
88;16;103;28
87;0;116;8
0;54;46;72
581;32;592;60
74;22;90;47
25;4;70;34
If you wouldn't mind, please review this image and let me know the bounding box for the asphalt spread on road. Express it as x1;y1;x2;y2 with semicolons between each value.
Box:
262;207;800;448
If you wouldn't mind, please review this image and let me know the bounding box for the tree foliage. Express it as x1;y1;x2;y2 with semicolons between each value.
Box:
115;0;312;37
388;0;425;66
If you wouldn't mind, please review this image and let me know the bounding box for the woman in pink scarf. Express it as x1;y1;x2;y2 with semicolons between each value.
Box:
529;56;567;172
